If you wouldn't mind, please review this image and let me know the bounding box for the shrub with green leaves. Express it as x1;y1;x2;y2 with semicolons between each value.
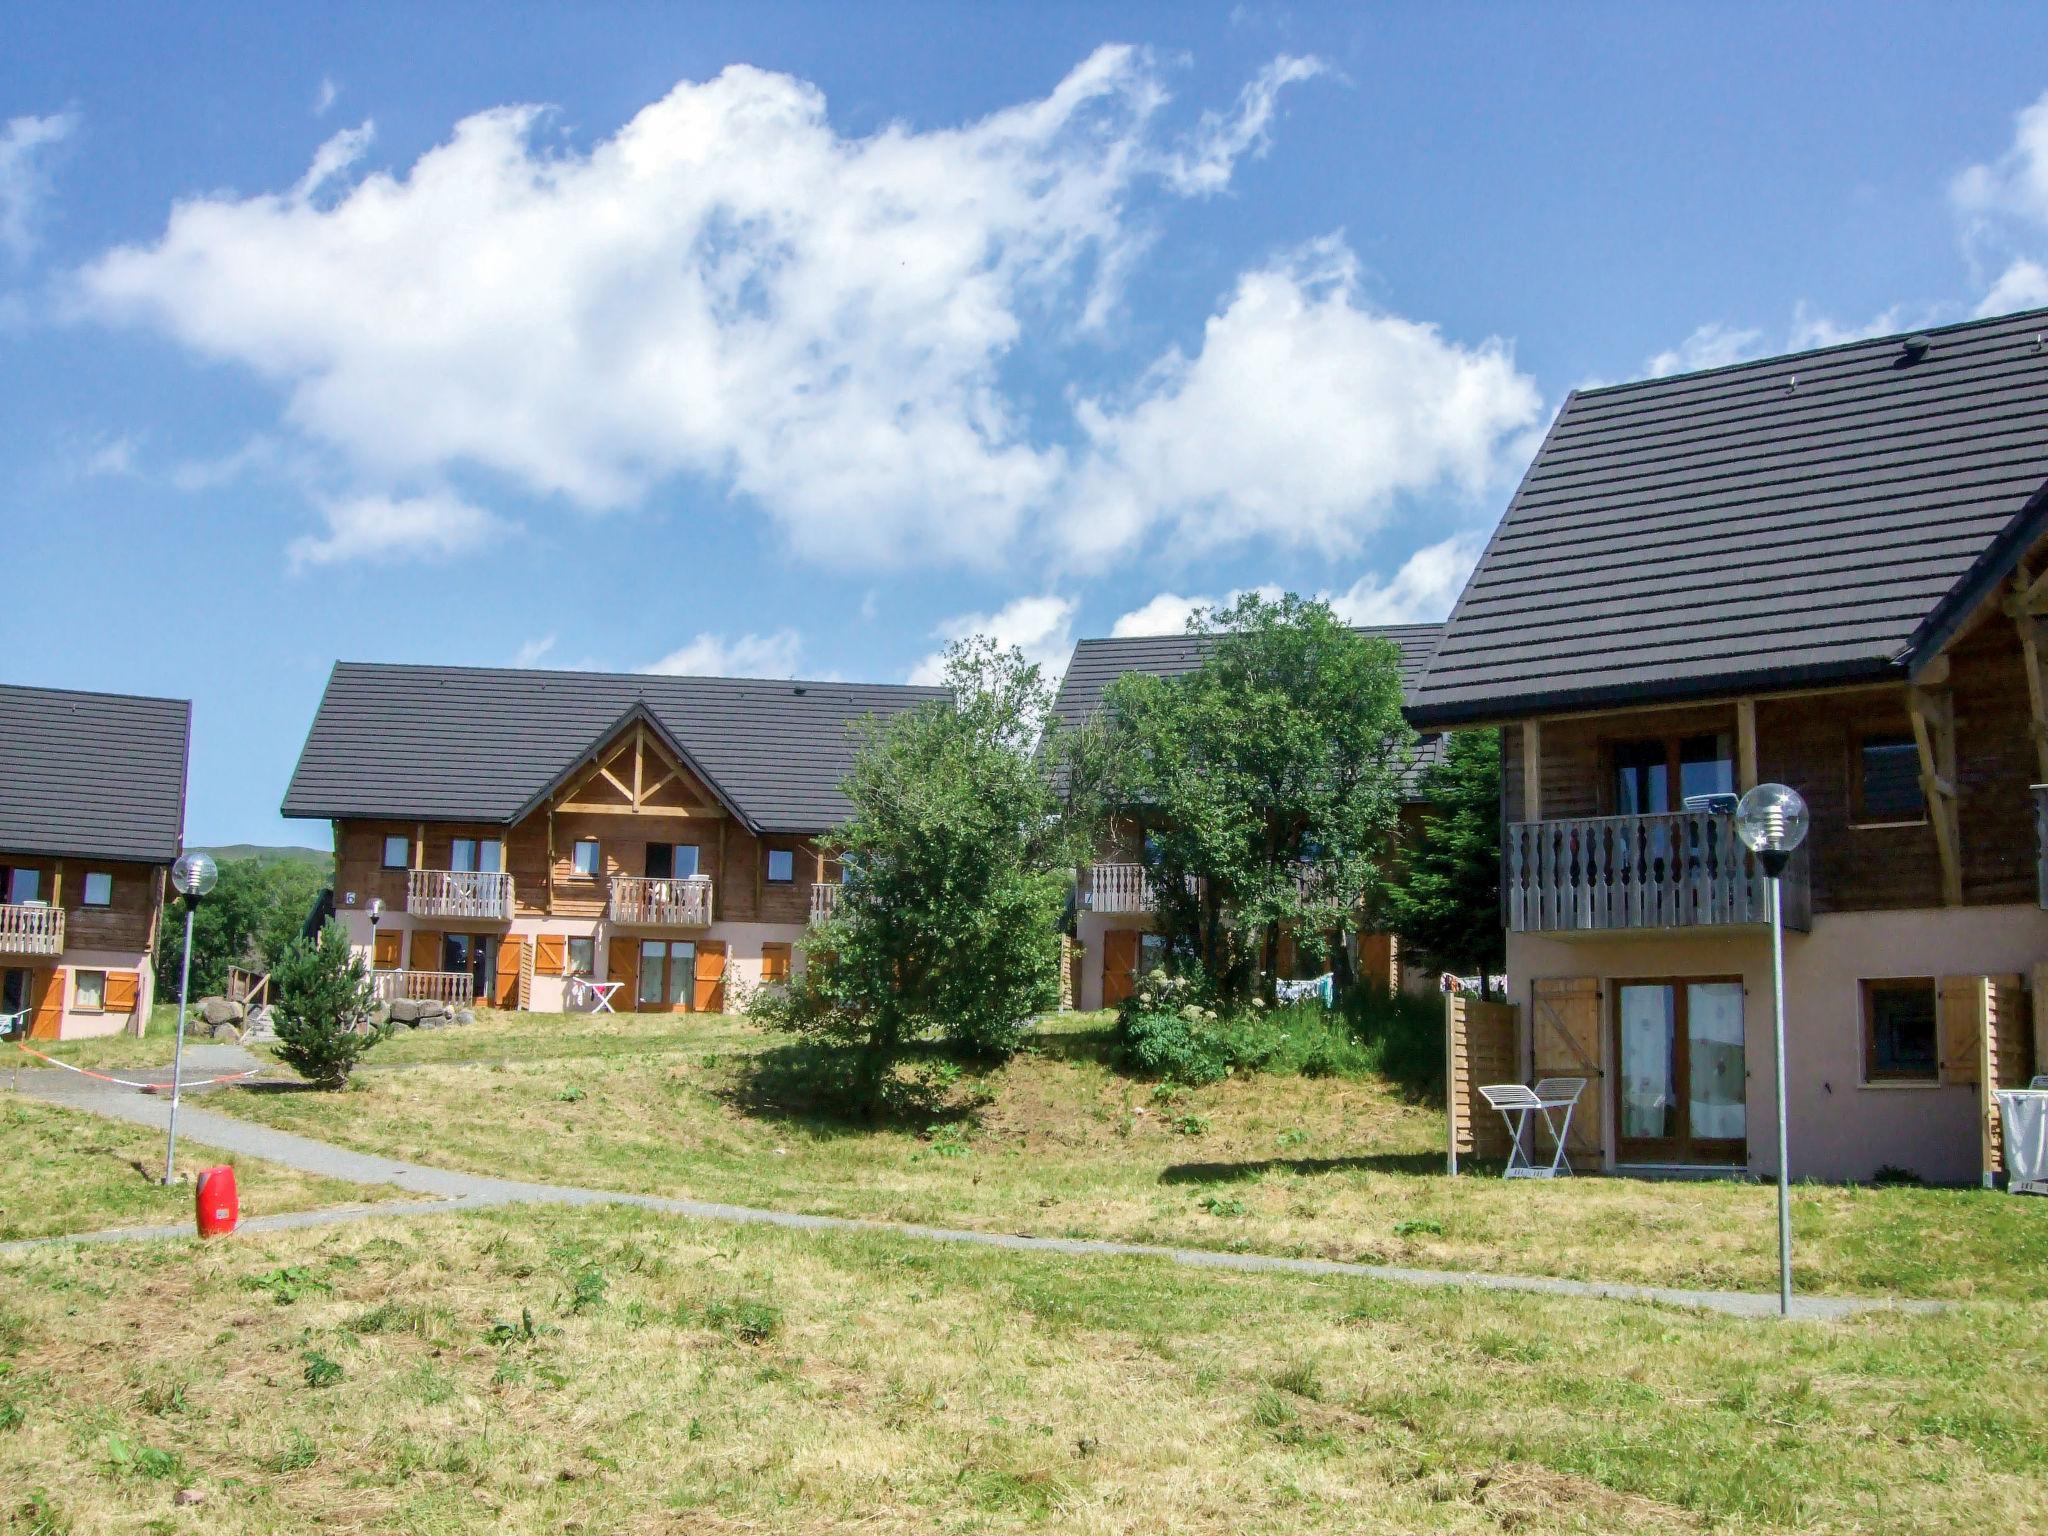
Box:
270;920;383;1089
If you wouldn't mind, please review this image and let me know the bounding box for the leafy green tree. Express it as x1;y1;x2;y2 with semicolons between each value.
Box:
1388;728;1504;992
270;920;383;1089
758;638;1093;1116
1092;593;1414;1005
153;857;332;1002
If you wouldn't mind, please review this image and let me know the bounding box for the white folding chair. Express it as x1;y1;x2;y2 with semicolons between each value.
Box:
1479;1078;1586;1178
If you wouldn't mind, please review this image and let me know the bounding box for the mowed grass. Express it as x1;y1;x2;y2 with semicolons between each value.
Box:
15;1004;224;1073
216;1008;2048;1301
0;1097;397;1242
2;1206;2043;1535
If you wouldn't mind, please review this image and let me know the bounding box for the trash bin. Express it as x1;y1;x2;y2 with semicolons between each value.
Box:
1993;1089;2048;1195
195;1165;239;1236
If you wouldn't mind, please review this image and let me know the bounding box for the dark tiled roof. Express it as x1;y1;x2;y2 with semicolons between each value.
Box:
1411;308;2048;724
282;664;949;834
1049;623;1448;795
0;684;190;863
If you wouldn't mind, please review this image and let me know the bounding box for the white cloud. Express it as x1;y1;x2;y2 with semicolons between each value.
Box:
82;433;139;478
1163;54;1324;196
513;634;557;667
314;78;339;117
644;628;802;678
285;491;504;569
1065;237;1542;561
1784;301;1907;352
1954;91;2048;318
1643;322;1764;379
0;110;77;259
910;593;1078;685
1978;257;2048;317
1110;590;1217;637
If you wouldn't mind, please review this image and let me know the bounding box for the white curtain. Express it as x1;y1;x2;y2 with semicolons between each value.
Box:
1687;982;1746;1141
1619;985;1674;1139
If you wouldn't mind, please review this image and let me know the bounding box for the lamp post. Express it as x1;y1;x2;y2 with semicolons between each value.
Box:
163;851;219;1184
1734;783;1809;1317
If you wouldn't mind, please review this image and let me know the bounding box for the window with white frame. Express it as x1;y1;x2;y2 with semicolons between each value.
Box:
572;839;600;877
82;871;113;906
74;970;107;1012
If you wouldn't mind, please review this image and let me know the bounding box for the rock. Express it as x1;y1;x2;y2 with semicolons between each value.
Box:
197;997;244;1027
207;1022;241;1044
453;1008;476;1025
417;1015;445;1030
174;1488;206;1507
388;999;423;1025
416;1001;450;1022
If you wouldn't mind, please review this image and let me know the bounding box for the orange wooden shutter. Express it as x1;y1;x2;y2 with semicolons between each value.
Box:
534;935;567;976
104;970;140;1013
496;937;526;1008
29;969;65;1040
760;942;791;983
410;929;441;972
1102;931;1138;1007
693;942;727;1013
372;930;400;970
608;938;640;1010
1938;975;1983;1086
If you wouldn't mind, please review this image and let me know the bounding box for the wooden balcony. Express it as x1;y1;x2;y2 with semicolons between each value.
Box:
371;969;475;1005
608;874;713;928
407;869;515;921
0;903;63;957
1505;810;1810;936
1083;864;1206;915
809;882;840;924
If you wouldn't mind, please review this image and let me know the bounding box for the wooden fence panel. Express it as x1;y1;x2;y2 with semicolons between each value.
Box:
1448;994;1518;1171
1985;972;2032;1185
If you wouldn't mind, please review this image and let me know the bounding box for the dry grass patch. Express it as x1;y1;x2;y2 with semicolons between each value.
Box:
0;1205;2042;1534
215;1009;2048;1301
1;1096;398;1242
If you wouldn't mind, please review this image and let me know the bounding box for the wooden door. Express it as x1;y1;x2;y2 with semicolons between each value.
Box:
1531;975;1603;1160
1102;930;1139;1008
29;968;64;1041
694;941;727;1013
496;937;526;1009
373;930;401;970
607;938;640;1010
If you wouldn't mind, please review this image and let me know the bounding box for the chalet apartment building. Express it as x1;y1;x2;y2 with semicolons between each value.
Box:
283;663;943;1012
1412;308;2048;1184
1050;625;1447;1011
0;683;190;1041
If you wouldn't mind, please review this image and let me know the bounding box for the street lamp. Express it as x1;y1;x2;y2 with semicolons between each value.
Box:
162;851;218;1184
1735;783;1809;1317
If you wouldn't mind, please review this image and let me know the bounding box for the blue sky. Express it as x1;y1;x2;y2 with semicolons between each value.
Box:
7;2;2048;847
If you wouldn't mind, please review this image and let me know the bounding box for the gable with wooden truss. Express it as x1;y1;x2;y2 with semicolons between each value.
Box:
550;717;729;821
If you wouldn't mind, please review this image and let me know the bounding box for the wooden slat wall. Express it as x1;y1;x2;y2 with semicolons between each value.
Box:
1985;971;2034;1183
1447;994;1517;1167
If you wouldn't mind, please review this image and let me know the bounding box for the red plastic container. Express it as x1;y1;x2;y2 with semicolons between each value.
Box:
194;1166;239;1238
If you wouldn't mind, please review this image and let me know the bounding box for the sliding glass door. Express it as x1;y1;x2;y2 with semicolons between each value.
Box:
1614;978;1747;1165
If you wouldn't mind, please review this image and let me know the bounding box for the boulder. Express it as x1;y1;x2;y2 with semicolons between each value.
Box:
207;1021;241;1044
416;1015;445;1030
416;1000;451;1022
388;999;424;1026
453;1008;476;1026
197;997;244;1027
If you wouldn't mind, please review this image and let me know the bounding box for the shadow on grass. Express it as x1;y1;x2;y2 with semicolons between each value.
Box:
721;1038;985;1136
236;1081;329;1096
1159;1151;1448;1186
1021;1023;1118;1065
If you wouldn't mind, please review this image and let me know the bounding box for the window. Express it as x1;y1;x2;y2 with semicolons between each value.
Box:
1853;733;1925;824
450;838;503;873
766;848;795;883
638;940;696;1009
1610;733;1734;814
567;937;596;976
571;839;600;877
74;970;107;1012
1862;978;1939;1084
645;843;700;880
381;835;410;870
82;872;113;907
3;867;40;904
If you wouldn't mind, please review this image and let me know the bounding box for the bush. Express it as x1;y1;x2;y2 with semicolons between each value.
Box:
270;920;383;1089
1113;974;1230;1084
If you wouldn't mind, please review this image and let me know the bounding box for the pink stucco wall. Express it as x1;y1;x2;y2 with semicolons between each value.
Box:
1506;903;2048;1184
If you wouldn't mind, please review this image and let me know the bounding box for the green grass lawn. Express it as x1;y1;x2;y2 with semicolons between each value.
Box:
0;1096;398;1242
0;1202;2040;1534
213;1008;2048;1301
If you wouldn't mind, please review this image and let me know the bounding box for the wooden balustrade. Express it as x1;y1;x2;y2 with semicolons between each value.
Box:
809;882;840;923
1504;810;1810;935
608;874;713;927
0;903;63;957
407;869;515;920
1087;863;1154;914
371;970;475;1005
225;966;269;1008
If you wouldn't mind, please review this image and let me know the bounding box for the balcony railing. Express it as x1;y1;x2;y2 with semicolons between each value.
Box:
809;882;840;924
609;874;713;927
1083;864;1207;915
0;903;63;957
1504;810;1810;935
407;869;515;920
371;969;475;1005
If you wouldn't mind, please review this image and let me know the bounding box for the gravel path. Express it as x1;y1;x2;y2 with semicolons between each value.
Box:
6;1066;1941;1321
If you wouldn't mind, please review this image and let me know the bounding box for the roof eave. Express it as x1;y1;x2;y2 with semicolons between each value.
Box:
1406;653;1911;729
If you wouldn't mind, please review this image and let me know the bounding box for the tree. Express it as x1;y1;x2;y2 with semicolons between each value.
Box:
1388;728;1505;992
759;638;1091;1116
270;920;383;1089
153;856;333;1002
1092;593;1414;1006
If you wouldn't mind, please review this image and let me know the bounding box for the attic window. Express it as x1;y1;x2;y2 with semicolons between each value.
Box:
1853;733;1925;825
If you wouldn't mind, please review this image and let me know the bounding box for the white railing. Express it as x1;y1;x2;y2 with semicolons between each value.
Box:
1504;811;1810;934
609;874;713;927
371;969;475;1005
1087;862;1154;913
809;882;840;923
407;869;515;920
0;903;63;956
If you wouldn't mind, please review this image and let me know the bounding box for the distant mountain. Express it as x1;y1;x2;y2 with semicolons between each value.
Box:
190;844;334;871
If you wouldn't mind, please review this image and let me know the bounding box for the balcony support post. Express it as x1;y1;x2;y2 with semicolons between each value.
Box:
1907;682;1963;906
1520;719;1542;822
2008;565;2048;782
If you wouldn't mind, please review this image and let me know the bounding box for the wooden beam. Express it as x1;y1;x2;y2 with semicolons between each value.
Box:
1735;698;1758;792
1520;719;1542;822
413;823;425;869
2012;568;2048;783
554;802;727;818
632;725;645;807
1907;684;1963;905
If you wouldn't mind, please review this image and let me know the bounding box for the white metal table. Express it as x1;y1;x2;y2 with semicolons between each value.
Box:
1478;1078;1587;1178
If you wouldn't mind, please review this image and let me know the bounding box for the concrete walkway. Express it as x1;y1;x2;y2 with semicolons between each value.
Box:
7;1066;1941;1321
